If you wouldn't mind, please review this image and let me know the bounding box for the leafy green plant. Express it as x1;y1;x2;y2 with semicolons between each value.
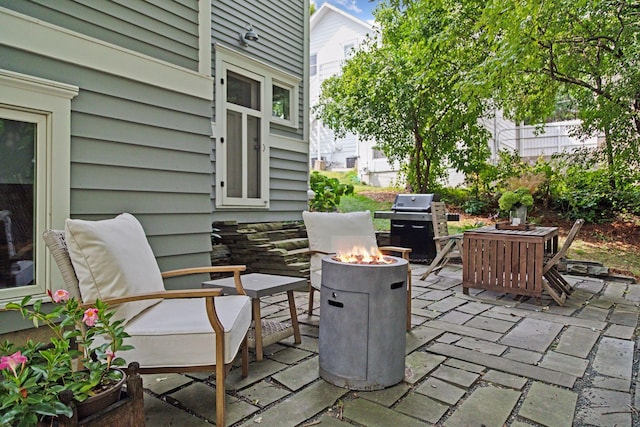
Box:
1;291;131;426
498;187;534;212
308;171;354;212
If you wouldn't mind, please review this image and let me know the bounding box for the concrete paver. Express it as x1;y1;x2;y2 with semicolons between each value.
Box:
444;385;520;427
592;337;635;380
538;350;590;378
430;365;480;388
238;380;347;427
576;387;633;427
395;392;449;424
428;342;577;388
554;325;600;358
482;370;527;390
499;318;564;352
342;397;426;427
403;351;446;385
415;377;466;405
455;336;507;355
518;381;577;427
139;264;639;427
359;382;411;407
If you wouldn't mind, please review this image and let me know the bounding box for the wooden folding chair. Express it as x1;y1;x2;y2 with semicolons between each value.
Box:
542;219;585;305
419;202;463;280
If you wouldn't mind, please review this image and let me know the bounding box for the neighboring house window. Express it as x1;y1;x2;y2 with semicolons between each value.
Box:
215;45;301;208
373;148;386;159
310;53;317;77
0;70;77;305
343;41;356;59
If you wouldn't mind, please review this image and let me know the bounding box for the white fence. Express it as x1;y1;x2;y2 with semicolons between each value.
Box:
494;120;597;159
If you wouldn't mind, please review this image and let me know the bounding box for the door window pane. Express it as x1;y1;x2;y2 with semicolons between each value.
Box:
227;71;260;110
247;116;261;198
0;118;35;288
226;110;243;198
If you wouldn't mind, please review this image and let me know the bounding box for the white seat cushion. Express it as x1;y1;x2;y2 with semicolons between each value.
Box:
112;295;252;367
303;210;378;288
65;213;165;323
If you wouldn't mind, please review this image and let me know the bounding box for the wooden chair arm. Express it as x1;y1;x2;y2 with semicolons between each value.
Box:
306;249;333;256
379;246;412;262
379;245;411;254
161;265;246;278
83;288;225;307
162;265;247;296
433;234;463;242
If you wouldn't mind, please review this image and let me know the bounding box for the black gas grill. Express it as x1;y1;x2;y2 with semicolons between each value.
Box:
374;194;459;262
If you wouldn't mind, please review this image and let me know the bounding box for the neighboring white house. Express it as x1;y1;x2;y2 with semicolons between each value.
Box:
310;3;598;188
310;3;374;170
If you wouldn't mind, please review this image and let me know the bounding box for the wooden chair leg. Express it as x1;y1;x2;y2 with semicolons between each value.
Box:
544;267;573;295
420;239;456;280
308;284;315;315
216;356;226;427
241;335;248;378
406;270;412;331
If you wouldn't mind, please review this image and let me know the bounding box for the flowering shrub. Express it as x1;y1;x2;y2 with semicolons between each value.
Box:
0;290;131;426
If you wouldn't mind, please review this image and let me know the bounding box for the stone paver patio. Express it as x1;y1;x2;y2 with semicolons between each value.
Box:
141;264;640;426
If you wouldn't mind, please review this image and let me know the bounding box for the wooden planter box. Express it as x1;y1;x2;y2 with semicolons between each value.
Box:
46;362;144;427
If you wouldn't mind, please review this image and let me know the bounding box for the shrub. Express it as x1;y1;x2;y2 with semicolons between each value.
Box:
308;171;354;212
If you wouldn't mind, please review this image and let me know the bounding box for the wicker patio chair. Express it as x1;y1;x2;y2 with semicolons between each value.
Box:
43;213;252;427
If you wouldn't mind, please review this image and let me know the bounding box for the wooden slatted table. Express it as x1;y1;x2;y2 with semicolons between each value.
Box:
462;226;559;300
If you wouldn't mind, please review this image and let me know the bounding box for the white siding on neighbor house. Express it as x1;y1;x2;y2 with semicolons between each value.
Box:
310;4;374;168
210;0;309;222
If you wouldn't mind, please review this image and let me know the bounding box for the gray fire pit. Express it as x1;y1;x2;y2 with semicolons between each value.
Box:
319;255;408;390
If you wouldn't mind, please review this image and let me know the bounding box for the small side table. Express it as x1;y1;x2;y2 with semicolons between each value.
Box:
202;273;306;361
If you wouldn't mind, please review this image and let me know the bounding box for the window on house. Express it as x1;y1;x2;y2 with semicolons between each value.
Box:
310;53;317;77
344;42;356;59
0;69;76;305
272;84;290;121
215;46;301;208
0;117;35;291
373;148;386;159
271;80;298;128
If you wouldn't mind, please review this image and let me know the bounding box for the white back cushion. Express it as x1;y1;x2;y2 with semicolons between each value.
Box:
302;210;378;288
65;213;164;323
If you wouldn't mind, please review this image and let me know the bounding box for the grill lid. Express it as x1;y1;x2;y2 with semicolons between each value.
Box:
391;194;437;212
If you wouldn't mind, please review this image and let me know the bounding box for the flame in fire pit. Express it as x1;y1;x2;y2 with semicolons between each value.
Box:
333;246;395;264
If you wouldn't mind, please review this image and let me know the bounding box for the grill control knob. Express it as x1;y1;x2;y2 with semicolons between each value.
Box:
332;292;337;298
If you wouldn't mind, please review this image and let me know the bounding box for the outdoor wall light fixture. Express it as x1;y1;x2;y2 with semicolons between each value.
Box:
239;24;259;46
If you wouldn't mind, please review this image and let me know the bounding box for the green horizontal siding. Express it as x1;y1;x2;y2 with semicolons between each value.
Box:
0;0;199;70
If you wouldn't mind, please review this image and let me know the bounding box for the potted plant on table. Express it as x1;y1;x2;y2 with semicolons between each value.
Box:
498;187;535;225
0;290;132;426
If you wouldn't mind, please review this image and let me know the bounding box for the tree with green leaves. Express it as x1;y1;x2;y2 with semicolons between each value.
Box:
478;0;640;189
315;0;492;192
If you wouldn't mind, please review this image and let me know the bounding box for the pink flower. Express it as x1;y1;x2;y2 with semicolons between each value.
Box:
82;308;99;327
51;289;70;303
0;351;27;376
